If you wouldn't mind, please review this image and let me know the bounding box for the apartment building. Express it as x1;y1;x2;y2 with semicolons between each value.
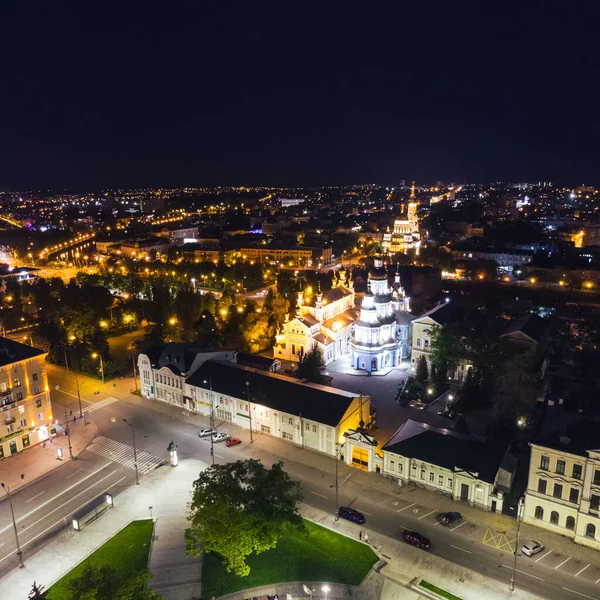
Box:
0;337;54;458
523;417;600;550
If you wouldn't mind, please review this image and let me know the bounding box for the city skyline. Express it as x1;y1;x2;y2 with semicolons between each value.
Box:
2;3;600;189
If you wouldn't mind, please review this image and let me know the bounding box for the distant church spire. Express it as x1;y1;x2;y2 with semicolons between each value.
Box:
410;180;416;199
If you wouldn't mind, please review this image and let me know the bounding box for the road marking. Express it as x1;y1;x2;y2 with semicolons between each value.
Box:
562;587;598;600
339;473;352;487
357;509;371;516
0;473;126;564
418;509;436;520
86;436;164;474
501;564;545;581
556;557;572;570
451;520;468;531
25;492;44;504
451;544;472;554
536;549;553;563
66;468;84;480
397;503;414;512
576;564;591;577
0;462;112;534
311;492;327;499
12;469;121;538
214;454;225;459
6;476;127;562
84;396;120;413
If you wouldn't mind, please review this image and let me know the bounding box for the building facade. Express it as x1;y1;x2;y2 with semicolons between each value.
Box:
0;338;54;458
382;182;420;255
274;268;358;365
523;419;600;550
350;258;411;373
381;419;510;513
186;360;372;457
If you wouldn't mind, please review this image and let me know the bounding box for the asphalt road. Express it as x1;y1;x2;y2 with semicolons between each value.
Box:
1;372;599;600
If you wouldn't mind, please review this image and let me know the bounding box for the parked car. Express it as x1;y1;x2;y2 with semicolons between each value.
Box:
402;530;431;550
198;428;216;438
225;437;242;447
212;432;228;443
338;506;366;525
521;540;544;557
437;512;463;526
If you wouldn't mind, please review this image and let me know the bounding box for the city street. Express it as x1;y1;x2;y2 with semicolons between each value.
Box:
1;366;600;599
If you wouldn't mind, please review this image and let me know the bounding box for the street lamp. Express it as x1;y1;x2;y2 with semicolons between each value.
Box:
1;482;24;568
203;378;215;465
334;443;342;520
123;419;139;485
91;352;105;384
509;496;525;591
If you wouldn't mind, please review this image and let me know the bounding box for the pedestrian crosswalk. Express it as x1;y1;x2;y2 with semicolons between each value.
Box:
83;396;120;414
86;436;164;475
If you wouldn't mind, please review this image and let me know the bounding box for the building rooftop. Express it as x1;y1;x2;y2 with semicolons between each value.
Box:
187;360;364;426
0;337;46;367
533;416;600;458
502;313;549;344
383;419;508;484
145;343;223;375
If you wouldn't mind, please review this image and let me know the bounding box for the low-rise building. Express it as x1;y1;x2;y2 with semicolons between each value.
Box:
382;419;511;513
523;417;600;550
0;337;55;458
239;245;332;267
138;345;236;409
186;360;372;457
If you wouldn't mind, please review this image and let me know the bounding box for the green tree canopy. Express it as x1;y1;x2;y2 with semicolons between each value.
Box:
297;345;325;382
415;355;428;383
429;324;464;377
185;459;303;576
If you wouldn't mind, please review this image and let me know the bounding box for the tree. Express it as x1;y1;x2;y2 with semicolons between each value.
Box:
415;355;428;383
28;582;47;600
185;459;303;576
297;345;325;382
67;562;118;600
489;343;538;436
429;324;464;379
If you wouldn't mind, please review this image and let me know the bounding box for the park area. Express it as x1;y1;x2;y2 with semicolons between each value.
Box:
47;519;154;600
204;520;378;599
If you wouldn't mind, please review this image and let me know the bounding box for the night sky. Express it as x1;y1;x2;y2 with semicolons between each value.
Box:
2;2;600;189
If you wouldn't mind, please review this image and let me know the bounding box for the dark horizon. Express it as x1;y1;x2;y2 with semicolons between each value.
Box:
2;2;600;190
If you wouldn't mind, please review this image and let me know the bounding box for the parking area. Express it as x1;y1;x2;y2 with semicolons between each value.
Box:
373;490;600;587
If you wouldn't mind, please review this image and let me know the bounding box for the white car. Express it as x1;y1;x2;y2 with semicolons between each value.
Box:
198;428;216;438
521;540;544;557
212;432;228;443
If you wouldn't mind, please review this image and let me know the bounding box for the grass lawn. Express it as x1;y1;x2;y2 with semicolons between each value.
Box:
47;519;154;600
419;580;463;600
204;519;378;599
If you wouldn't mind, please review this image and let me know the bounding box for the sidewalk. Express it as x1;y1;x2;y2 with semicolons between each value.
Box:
1;457;206;600
0;418;97;493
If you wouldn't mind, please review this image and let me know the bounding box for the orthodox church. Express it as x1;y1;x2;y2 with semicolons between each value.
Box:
382;181;421;255
349;257;413;373
274;266;359;365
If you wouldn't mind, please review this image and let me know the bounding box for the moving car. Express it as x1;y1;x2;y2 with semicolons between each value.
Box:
338;506;366;524
402;530;431;550
225;437;242;447
437;512;463;526
212;432;228;443
521;540;544;557
198;428;216;438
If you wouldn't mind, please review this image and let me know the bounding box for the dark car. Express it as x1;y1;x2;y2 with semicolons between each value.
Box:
338;506;366;525
437;511;463;527
402;529;431;550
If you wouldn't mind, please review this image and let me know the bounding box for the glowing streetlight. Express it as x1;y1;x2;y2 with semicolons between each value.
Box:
91;352;105;384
